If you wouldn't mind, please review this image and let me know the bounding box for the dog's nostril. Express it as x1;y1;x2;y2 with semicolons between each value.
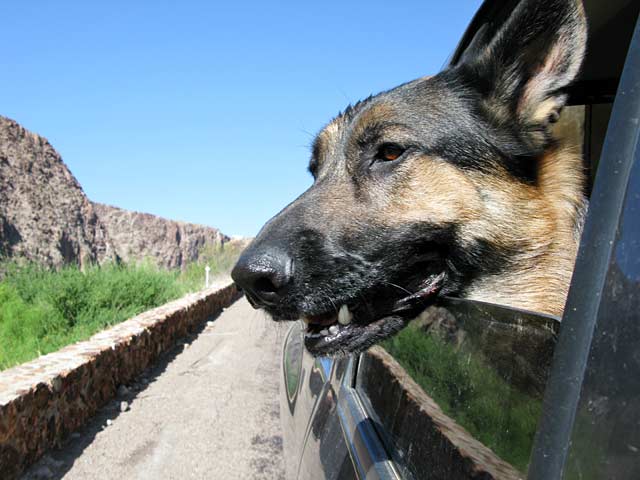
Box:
254;276;278;295
231;247;294;308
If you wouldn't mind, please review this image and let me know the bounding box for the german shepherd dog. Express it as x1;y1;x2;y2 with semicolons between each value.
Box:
232;0;588;356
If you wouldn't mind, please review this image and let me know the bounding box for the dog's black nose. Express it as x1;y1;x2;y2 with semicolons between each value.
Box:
231;247;293;307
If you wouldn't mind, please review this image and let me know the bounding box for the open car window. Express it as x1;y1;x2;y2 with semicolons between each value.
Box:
563;110;640;479
349;85;600;480
351;91;631;479
356;299;559;479
353;2;640;479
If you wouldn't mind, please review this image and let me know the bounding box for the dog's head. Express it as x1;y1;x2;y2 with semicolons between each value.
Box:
232;0;587;356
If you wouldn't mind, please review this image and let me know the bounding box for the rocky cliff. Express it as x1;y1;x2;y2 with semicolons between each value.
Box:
0;115;227;270
0;116;115;268
92;203;228;270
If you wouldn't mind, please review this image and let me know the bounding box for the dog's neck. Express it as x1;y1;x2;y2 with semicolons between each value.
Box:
464;145;587;317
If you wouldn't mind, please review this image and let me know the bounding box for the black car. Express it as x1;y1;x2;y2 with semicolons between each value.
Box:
280;0;640;479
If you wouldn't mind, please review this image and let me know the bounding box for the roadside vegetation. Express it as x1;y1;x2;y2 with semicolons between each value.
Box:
178;239;246;290
382;322;542;473
0;241;245;370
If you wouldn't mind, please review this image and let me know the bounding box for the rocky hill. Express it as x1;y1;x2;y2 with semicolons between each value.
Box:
0;116;116;268
0;115;227;270
93;203;228;270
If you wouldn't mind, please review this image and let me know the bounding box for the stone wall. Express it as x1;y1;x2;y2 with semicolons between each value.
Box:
0;282;240;479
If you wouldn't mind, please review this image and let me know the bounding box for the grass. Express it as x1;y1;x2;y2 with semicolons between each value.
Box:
381;322;542;472
0;241;245;370
0;262;186;370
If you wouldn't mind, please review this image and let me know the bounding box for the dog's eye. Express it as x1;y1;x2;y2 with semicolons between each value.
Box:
376;143;405;162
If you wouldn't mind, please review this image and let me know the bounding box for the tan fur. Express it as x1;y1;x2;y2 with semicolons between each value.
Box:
351;103;395;136
462;146;585;316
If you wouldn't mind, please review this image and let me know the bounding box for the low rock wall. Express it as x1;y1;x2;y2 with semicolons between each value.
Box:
0;282;240;479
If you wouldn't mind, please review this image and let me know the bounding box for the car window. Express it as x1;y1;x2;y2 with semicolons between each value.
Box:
351;95;605;479
561;52;640;479
356;299;559;479
563;127;640;480
350;105;631;479
352;2;639;479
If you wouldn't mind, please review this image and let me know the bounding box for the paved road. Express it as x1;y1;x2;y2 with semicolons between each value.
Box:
23;298;288;480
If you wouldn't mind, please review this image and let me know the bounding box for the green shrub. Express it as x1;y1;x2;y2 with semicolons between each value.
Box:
0;241;245;371
0;283;62;368
0;262;185;370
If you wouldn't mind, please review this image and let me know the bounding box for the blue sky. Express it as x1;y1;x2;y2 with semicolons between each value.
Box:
1;1;482;237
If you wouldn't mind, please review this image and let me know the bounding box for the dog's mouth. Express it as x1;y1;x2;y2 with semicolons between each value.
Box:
301;272;446;356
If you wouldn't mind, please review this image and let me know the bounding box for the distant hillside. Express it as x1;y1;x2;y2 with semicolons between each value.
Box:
0;116;116;268
0;115;228;269
93;203;228;270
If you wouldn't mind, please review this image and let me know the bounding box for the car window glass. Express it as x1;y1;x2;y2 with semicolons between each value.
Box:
356;299;560;479
564;136;640;479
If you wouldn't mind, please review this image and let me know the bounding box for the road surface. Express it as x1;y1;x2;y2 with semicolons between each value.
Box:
23;297;288;480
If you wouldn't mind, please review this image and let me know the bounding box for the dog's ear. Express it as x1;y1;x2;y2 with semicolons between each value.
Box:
457;23;492;66
460;0;587;150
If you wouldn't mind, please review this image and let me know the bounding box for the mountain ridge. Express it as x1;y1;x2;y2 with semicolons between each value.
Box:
0;115;227;270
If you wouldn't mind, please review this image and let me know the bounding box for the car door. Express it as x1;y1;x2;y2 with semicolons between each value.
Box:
283;321;399;480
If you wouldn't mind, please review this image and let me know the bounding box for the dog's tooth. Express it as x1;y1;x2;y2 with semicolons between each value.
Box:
320;329;329;336
329;325;339;335
338;305;352;325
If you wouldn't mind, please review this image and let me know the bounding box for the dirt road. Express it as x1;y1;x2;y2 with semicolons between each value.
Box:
23;297;288;480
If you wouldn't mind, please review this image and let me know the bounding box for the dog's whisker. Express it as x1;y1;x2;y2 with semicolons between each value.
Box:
322;294;339;315
384;282;413;296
